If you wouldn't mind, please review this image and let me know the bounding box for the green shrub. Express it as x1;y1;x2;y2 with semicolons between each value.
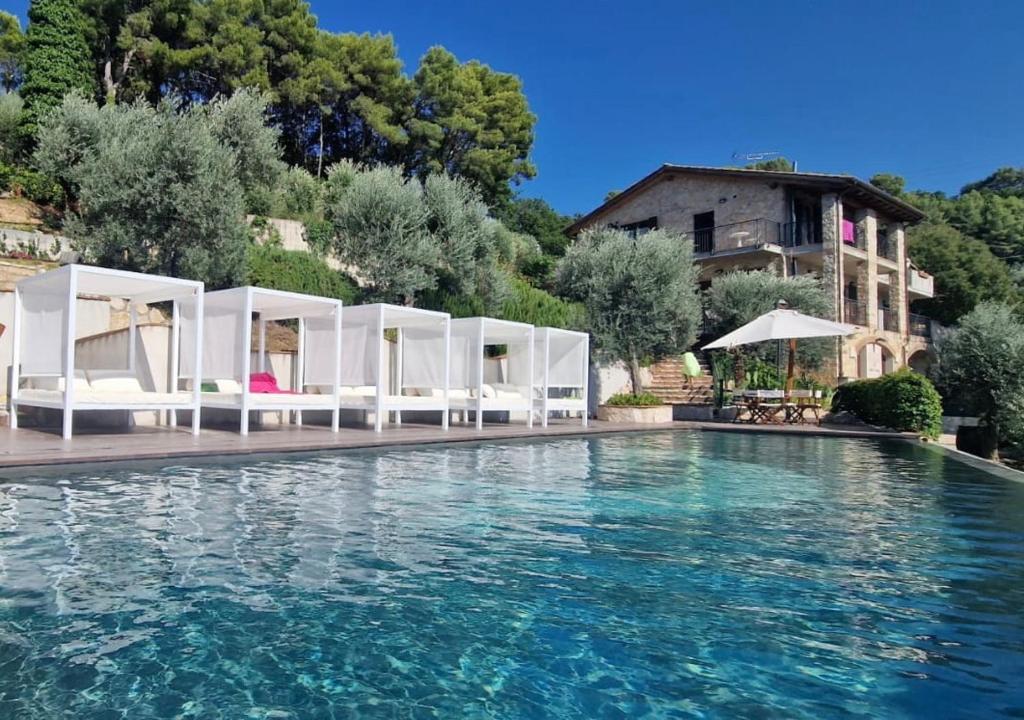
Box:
0;163;62;205
832;368;942;438
246;243;358;304
606;392;663;407
500;276;586;329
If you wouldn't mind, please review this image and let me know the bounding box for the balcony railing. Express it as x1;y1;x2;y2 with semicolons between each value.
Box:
909;313;932;339
689;218;782;255
879;307;898;332
907;264;935;297
844;298;867;326
781;220;822;248
877;236;899;262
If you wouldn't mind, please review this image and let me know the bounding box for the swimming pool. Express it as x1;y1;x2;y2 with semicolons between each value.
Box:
0;432;1022;718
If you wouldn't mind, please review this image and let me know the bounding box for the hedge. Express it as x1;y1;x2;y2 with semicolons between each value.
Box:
832;368;942;438
245;243;358;303
500;276;586;329
606;392;662;407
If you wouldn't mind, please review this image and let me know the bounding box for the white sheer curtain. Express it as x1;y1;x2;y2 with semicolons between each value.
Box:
340;323;377;386
303;315;338;387
178;297;198;379
401;327;447;389
548;334;586;387
445;333;475;390
506;342;532;392
182;297;244;382
535;331;587;388
19;271;70;375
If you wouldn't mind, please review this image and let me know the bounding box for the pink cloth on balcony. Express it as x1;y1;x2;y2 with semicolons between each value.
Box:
249;372;297;394
842;219;855;244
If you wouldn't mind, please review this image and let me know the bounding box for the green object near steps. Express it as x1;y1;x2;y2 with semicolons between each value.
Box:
682;352;702;378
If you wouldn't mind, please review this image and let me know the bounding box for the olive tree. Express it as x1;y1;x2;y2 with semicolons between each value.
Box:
935;301;1024;460
556;227;701;394
34;93;250;287
325;162;437;304
325;164;526;309
704;269;833;375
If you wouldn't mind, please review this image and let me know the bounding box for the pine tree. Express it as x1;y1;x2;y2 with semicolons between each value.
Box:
20;0;96;133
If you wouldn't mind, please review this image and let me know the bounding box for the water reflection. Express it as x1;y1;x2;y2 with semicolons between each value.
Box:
0;435;1021;719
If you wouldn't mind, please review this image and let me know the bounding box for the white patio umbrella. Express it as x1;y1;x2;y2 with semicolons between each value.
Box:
702;308;857;390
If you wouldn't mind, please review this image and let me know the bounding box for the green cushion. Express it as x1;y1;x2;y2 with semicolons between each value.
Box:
200;382;218;393
682;352;703;378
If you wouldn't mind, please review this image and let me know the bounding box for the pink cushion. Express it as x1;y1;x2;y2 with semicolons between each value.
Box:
248;372;296;394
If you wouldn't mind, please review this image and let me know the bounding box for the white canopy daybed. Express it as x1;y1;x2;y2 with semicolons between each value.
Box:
533;327;590;427
448;317;534;429
340;304;450;432
189;286;343;435
10;264;204;439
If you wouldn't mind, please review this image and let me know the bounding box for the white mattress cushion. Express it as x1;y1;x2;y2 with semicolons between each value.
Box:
32;370;89;393
216;378;244;394
85;370;143;393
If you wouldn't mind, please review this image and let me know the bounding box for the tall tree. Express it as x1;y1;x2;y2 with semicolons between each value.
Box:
278;31;409;175
961;166;1024;199
906;222;1018;324
945;190;1024;262
745;157;794;172
77;0;194;105
869;172;906;197
556;227;701;394
496;197;572;257
407;46;536;207
0;11;25;93
20;0;97;130
0;92;24;162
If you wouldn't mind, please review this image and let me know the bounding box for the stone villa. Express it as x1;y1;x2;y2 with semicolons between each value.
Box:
567;165;935;381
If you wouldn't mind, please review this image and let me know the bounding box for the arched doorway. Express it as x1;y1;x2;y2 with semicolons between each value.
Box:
908;350;931;375
857;342;896;378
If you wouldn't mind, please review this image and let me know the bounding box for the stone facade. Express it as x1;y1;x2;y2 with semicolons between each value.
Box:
572;167;933;383
593;174;787;232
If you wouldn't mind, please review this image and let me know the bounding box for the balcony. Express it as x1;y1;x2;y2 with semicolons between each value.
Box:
907;264;935;298
878;307;898;332
781;220;822;248
689;218;781;256
843;298;867;326
909;313;932;339
877;235;900;263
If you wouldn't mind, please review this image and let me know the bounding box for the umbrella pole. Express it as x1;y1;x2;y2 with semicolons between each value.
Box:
786;338;796;394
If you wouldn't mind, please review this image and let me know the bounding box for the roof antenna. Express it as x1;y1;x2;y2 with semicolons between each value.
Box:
731;151;796;171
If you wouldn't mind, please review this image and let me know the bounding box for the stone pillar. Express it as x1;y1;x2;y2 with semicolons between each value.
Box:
821;193;845;379
858;208;878;330
892;222;909;337
820;194;842;319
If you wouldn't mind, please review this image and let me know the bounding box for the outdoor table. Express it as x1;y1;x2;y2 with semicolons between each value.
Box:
739;390;786;424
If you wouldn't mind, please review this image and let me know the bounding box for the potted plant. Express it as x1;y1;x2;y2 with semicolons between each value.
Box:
597;392;673;423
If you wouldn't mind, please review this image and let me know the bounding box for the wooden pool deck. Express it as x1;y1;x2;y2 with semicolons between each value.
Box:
0;420;911;472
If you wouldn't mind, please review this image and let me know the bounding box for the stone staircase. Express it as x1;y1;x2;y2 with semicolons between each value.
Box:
646;354;715;405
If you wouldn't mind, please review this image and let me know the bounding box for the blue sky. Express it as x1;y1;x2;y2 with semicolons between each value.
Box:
10;1;1024;214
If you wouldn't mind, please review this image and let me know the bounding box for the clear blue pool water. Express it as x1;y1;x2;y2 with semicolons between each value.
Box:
1;432;1023;719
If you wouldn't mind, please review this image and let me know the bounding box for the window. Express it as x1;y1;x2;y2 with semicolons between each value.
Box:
614;216;658;238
